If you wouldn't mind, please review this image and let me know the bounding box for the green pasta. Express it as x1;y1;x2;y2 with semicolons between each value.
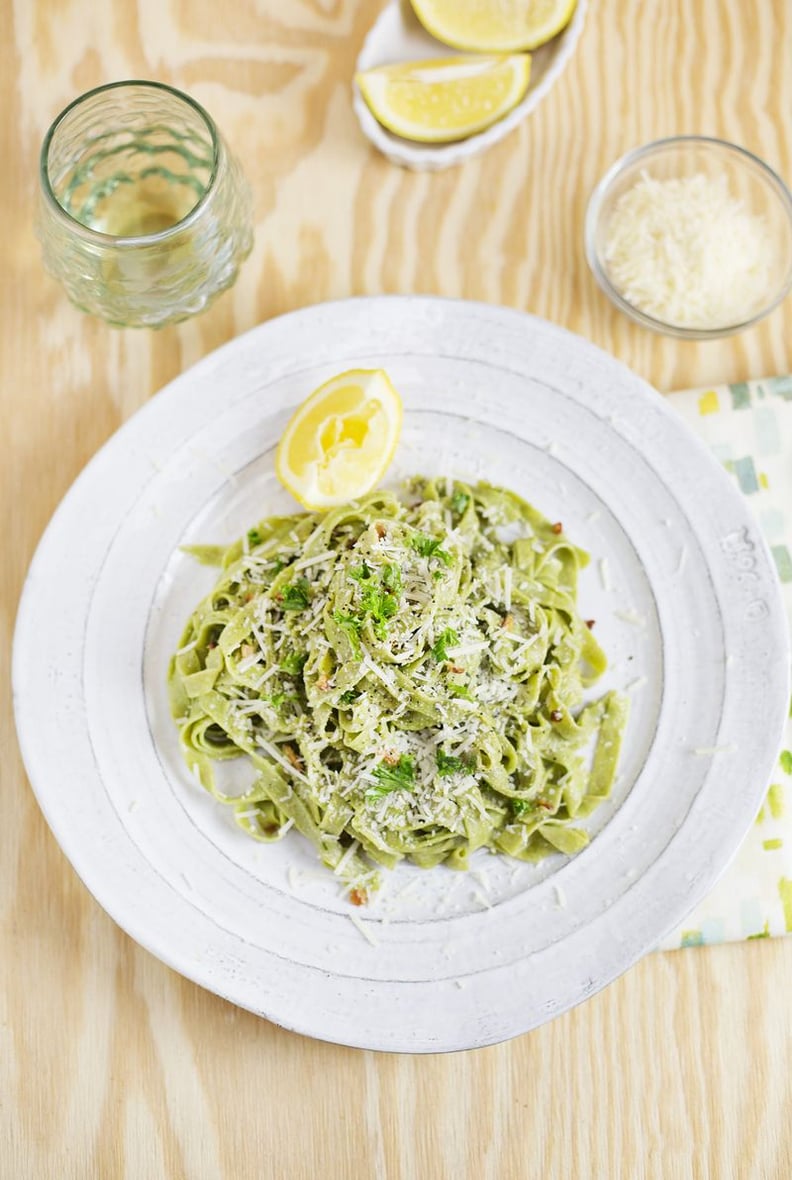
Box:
168;477;628;899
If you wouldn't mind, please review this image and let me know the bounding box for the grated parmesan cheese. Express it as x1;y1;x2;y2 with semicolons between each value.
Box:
614;608;646;627
676;546;688;576
333;840;360;877
603;171;774;329
348;913;379;946
692;744;737;756
291;549;336;572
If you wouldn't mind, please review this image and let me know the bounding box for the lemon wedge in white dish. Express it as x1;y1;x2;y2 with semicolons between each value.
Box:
352;0;589;171
410;0;577;52
356;55;532;144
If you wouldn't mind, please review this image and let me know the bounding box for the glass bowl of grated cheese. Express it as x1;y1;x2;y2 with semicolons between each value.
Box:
585;136;792;338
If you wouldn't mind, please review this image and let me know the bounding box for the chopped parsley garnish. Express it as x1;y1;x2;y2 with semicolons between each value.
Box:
339;688;359;706
436;750;472;777
269;691;298;710
360;582;398;638
358;571;398;637
344;562;403;642
334;611;361;631
432;627;459;662
365;755;416;801
280;577;311;611
411;531;451;565
512;799;531;817
451;491;470;516
271;557;287;574
247;527;262;547
280;652;307;676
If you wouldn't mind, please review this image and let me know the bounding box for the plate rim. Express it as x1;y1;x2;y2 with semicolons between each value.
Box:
12;295;790;1052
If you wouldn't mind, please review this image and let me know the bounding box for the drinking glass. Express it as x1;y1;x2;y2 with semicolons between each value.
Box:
37;80;254;328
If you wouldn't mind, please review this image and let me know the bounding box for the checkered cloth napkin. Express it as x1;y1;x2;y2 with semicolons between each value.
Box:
659;376;792;949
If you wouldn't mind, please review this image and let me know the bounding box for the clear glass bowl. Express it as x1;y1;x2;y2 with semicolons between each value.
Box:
37;80;253;329
585;136;792;339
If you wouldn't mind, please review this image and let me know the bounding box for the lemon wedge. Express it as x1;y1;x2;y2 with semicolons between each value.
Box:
276;369;402;510
409;0;577;52
355;55;531;144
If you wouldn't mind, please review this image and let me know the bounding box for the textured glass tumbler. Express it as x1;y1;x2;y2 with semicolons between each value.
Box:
37;80;254;328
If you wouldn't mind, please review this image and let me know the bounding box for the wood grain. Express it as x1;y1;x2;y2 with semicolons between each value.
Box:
3;0;792;1176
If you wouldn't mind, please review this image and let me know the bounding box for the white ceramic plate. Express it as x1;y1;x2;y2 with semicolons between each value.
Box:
13;297;789;1053
353;0;588;171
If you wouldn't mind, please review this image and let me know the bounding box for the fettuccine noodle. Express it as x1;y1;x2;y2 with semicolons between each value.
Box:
168;477;628;898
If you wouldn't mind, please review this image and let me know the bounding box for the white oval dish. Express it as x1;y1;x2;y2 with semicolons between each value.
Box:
13;296;789;1052
353;0;589;171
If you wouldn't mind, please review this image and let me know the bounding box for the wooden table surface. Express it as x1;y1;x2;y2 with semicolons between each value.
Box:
4;1;792;1176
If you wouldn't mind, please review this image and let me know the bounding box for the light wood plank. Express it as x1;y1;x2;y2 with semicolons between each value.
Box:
4;0;792;1176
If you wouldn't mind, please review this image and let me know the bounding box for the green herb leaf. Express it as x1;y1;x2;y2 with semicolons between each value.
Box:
450;491;470;516
436;750;472;777
365;755;416;801
343;564;404;645
448;683;474;700
247;527;262;547
280;577;311;611
339;688;359;706
432;627;459;662
411;531;451;566
280;652;307;677
512;799;531;817
269;691;299;709
359;581;399;640
333;611;362;632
